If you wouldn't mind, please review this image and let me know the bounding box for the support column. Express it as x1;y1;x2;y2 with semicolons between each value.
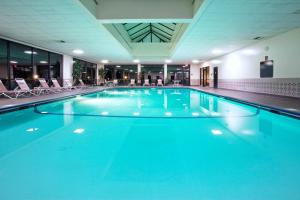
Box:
62;55;73;86
164;64;167;83
96;64;104;85
137;64;142;85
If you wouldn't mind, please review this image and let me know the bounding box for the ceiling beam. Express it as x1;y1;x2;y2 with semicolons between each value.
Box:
132;30;150;41
152;25;172;37
129;25;150;37
125;23;143;32
158;23;175;31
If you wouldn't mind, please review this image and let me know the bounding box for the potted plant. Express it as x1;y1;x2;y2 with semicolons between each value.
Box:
98;68;106;85
72;61;82;85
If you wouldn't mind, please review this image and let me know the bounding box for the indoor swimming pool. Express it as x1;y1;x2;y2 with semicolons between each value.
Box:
0;88;300;200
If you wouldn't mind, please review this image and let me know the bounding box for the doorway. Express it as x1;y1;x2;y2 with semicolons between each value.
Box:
213;67;218;88
200;67;210;87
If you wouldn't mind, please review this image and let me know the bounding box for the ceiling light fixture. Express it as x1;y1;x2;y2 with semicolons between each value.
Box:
24;50;37;55
211;60;222;64
165;59;172;64
192;60;199;64
101;60;109;64
133;59;140;63
72;49;84;54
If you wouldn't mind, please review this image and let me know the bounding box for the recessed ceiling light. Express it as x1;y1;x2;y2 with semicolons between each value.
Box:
72;49;84;54
165;59;172;63
212;49;223;54
24;50;37;54
192;60;199;64
101;60;109;64
133;59;140;63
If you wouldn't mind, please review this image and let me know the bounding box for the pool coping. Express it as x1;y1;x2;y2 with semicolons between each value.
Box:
0;86;299;119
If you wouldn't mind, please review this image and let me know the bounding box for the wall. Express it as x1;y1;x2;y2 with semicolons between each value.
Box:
200;28;300;97
190;64;201;85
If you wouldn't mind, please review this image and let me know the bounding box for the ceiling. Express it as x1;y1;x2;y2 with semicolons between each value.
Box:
0;0;300;64
123;23;177;43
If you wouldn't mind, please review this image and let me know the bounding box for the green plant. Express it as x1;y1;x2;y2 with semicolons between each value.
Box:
98;68;106;81
72;61;82;84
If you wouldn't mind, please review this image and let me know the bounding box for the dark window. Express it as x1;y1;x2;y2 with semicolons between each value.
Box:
73;58;96;85
141;65;164;84
10;42;33;88
34;48;49;80
50;53;62;80
0;39;8;88
104;65;138;85
166;65;190;86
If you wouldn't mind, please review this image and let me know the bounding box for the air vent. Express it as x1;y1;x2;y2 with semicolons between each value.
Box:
253;36;263;40
292;9;300;14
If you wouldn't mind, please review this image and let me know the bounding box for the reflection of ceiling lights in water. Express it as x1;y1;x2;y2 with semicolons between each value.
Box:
26;128;39;132
192;112;200;116
211;129;223;135
73;128;85;134
101;111;109;116
165;112;172;116
133;112;140;116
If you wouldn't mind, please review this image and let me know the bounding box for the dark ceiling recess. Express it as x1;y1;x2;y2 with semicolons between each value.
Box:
123;23;177;43
253;36;263;40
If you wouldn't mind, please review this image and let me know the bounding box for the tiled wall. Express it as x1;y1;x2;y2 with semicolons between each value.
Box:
217;78;300;98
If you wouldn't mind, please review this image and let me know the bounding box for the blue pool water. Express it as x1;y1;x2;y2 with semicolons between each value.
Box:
0;88;300;200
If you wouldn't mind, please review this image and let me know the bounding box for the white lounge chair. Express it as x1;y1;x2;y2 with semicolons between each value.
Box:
129;79;135;86
51;78;69;91
0;80;17;99
157;79;163;87
15;78;44;96
78;79;89;89
63;79;77;90
173;80;180;87
38;78;60;93
113;79;118;86
143;79;150;86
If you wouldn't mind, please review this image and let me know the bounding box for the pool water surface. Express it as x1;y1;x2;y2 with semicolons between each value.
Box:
0;88;300;200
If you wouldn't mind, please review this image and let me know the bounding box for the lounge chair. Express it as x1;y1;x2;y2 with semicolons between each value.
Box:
78;79;89;89
38;78;60;93
63;79;77;90
0;80;17;99
143;79;150;86
129;79;135;86
51;78;69;91
113;79;118;86
15;78;44;96
173;80;180;87
157;79;163;87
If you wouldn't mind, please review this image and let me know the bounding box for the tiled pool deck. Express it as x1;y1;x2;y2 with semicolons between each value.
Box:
0;86;299;117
